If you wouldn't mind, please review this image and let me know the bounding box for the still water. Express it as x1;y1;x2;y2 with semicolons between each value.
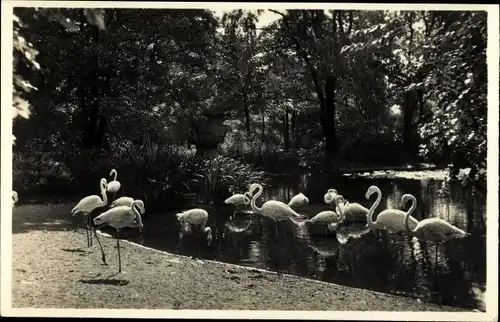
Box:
114;173;487;311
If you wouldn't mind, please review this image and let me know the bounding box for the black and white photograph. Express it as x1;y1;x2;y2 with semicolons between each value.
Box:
1;1;498;320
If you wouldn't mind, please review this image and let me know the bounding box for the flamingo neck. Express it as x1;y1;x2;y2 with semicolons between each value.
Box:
404;195;417;236
100;181;108;206
250;185;263;214
111;169;118;181
367;188;382;228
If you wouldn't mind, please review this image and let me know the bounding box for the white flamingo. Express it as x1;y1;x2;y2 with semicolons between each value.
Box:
12;191;18;206
224;191;252;220
106;169;121;202
323;189;338;205
334;195;369;224
111;196;144;209
249;183;307;238
307;210;343;242
71;178;108;248
403;193;469;266
93;200;145;273
364;185;419;233
288;192;310;208
176;208;213;249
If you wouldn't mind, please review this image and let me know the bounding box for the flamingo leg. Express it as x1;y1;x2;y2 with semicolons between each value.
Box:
92;225;107;265
88;213;93;247
116;230;122;273
324;226;328;244
84;214;90;247
275;223;280;276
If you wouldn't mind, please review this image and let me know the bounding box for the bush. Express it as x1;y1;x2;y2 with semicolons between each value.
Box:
190;155;268;205
12;137;269;210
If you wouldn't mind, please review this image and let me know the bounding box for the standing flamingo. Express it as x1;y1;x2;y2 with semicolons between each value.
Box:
249;183;307;238
71;178;108;248
403;193;469;266
288;192;310;208
224;191;252;220
12;191;18;206
176;208;213;257
106;169;121;202
93;200;145;273
364;185;419;233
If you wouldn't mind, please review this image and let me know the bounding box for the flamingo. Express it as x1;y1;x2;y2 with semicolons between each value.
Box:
403;193;469;266
364;185;419;233
93;200;145;273
324;189;338;204
288;192;310;208
111;196;144;209
12;191;18;206
176;208;213;256
307;210;343;242
106;169;121;202
334;195;369;224
224;191;251;220
249;183;307;238
71;178;108;248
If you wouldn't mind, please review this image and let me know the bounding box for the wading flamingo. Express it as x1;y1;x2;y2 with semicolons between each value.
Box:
249;183;307;237
224;191;252;220
71;178;108;248
333;195;369;224
307;210;343;242
93;200;145;273
364;185;419;233
249;183;307;275
12;191;18;206
176;208;213;256
288;192;310;208
106;169;121;202
403;193;469;266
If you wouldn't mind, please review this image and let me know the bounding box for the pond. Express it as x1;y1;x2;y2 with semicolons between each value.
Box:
111;172;487;311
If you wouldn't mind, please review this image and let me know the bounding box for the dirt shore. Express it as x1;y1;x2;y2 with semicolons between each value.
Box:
9;204;468;311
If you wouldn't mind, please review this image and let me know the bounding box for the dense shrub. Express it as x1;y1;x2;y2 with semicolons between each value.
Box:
12;137;268;211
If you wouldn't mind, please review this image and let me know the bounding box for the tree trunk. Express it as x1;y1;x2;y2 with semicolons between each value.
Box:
291;111;298;149
321;75;337;156
243;89;251;134
79;10;104;151
284;104;289;151
403;91;417;155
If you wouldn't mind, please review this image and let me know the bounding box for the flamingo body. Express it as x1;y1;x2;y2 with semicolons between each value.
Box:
72;195;107;215
308;210;342;225
176;208;212;245
106;181;121;193
224;193;250;207
371;208;419;233
111;196;134;208
408;217;468;242
288;192;310;208
94;204;145;232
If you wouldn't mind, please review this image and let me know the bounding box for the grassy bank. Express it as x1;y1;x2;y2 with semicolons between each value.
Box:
9;204;469;311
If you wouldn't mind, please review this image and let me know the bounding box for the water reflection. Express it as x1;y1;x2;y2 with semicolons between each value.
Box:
114;173;486;311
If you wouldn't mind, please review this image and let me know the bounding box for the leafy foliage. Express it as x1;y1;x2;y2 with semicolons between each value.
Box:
12;8;487;204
